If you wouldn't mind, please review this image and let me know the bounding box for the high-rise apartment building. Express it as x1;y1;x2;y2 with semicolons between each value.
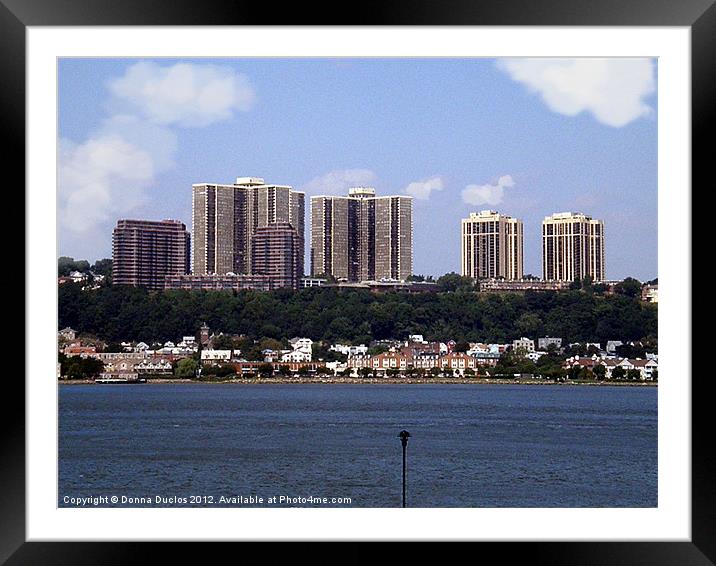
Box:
251;222;300;289
112;219;190;290
192;177;305;277
542;212;605;282
461;211;523;280
311;188;412;282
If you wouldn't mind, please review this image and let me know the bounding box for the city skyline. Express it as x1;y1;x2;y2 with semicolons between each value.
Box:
59;57;657;280
110;201;613;286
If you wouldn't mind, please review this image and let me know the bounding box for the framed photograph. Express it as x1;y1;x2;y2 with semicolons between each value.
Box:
8;0;706;562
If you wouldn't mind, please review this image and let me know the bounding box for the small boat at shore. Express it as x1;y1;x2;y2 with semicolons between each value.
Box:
95;374;147;384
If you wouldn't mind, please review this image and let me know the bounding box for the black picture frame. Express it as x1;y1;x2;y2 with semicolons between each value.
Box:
6;0;706;562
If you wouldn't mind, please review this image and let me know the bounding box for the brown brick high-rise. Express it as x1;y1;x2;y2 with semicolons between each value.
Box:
112;219;190;290
251;222;300;289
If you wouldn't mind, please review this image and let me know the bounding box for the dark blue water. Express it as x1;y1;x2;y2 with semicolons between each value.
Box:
59;384;657;508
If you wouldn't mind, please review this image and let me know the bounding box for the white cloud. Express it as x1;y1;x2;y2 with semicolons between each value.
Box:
60;62;257;258
404;176;444;200
107;61;256;127
462;175;515;206
59;135;154;236
99;114;178;170
497;58;655;127
59;116;179;241
301;169;377;195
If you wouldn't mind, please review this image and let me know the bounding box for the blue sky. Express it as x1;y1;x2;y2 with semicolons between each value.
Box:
58;58;657;280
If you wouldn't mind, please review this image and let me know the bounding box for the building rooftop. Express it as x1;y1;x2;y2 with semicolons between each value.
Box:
348;187;376;197
465;210;520;220
235;177;265;185
544;211;595;220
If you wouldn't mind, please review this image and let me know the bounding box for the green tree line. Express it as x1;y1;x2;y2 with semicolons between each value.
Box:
58;353;104;379
58;282;657;346
59;256;112;278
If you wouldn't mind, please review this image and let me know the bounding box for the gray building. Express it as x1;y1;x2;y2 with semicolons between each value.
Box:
192;177;305;277
311;187;412;282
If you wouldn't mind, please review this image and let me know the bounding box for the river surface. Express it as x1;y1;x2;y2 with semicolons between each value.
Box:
59;383;657;508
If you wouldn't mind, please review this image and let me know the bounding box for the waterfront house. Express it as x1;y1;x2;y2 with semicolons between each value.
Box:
600;358;622;379
400;341;441;358
563;356;600;370
63;344;97;356
281;349;312;363
370;352;411;375
101;357;140;374
470;351;500;367
439;352;479;375
412;352;440;370
347;354;372;370
630;358;658;380
135;359;173;375
200;350;233;364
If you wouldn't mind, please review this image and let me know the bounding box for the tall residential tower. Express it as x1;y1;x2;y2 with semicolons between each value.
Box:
542;212;605;282
192;177;305;277
461;211;523;280
251;222;301;289
112;219;190;290
311;188;412;281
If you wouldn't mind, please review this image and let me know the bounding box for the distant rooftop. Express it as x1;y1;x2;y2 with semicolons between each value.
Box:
348;187;376;198
115;218;186;227
545;211;591;220
465;210;520;221
235;177;265;186
193;178;300;191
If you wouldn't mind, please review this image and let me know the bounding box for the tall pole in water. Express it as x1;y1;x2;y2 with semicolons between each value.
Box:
398;430;411;507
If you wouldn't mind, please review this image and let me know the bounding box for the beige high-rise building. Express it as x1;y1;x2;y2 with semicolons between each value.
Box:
311;188;412;281
192;177;305;276
461;211;523;280
542;212;605;282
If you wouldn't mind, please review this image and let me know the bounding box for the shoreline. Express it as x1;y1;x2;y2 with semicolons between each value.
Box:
59;377;657;386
